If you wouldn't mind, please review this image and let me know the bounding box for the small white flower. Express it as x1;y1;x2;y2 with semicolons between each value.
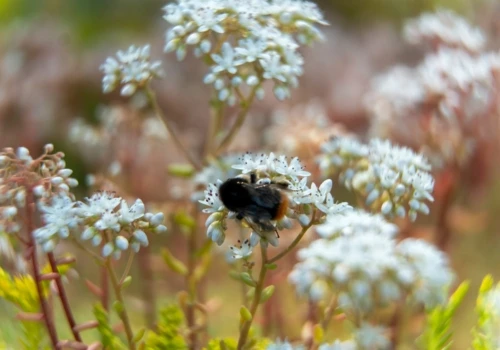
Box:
118;198;145;224
235;38;268;63
211;43;242;74
100;44;163;96
229;239;253;259
198;182;224;213
33;194;81;250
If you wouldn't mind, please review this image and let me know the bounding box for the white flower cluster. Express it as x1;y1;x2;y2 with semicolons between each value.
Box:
403;9;486;53
199;152;351;252
318;137;434;221
365;10;500;167
34;191;167;257
164;0;327;103
100;45;163;96
0;145;78;235
288;210;453;314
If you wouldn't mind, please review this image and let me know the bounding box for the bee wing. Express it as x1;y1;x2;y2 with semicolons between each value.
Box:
238;186;280;221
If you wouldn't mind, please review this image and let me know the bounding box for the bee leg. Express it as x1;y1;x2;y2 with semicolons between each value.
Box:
274;228;280;238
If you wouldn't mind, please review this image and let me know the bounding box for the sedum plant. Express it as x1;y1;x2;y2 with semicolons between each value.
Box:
0;3;494;350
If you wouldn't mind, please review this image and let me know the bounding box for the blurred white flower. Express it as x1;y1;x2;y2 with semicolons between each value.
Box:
354;323;390;350
100;44;163;96
33;194;81;251
404;9;486;53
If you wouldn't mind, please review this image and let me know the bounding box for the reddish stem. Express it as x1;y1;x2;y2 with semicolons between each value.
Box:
47;252;82;342
25;189;59;348
435;168;459;252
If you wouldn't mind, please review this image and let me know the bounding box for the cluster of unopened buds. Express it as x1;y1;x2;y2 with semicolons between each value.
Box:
318;137;434;221
164;0;327;103
0;145;78;235
0;144;167;258
198;152;351;258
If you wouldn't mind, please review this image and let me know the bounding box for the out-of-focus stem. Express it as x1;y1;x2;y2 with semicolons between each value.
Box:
101;266;109;312
47;252;82;342
436;169;458;252
320;295;337;331
25;188;59;348
137;246;156;328
205;98;225;158
215;87;257;154
145;87;201;170
186;211;198;350
237;245;268;350
105;258;136;350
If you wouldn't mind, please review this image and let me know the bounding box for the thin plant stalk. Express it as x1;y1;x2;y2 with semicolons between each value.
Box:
268;212;316;264
215;87;257;154
237;244;268;350
186;206;200;350
47;252;82;342
237;216;316;349
145;86;202;170
25;188;59;348
137;246;156;328
105;258;136;350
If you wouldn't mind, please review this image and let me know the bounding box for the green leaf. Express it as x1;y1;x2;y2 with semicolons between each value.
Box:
239;306;252;322
144;304;188;350
167;163;195;178
418;281;469;350
259;285;275;303
239;272;257;287
173;211;196;231
93;304;127;350
472;275;500;350
162;249;188;275
264;263;278;270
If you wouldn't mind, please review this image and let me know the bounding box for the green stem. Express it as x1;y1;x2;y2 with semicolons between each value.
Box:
105;258;136;350
186;205;201;350
119;250;135;285
145;87;201;170
237;245;268;350
268;211;316;264
215;87;257;155
205;98;225;158
320;295;337;331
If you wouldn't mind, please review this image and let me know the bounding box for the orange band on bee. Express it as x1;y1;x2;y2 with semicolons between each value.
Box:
273;194;288;220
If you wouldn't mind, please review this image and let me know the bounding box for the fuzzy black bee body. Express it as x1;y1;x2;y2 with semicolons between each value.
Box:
218;175;289;233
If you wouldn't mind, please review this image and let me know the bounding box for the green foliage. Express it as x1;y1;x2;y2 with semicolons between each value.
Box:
93;303;127;350
472;275;500;350
205;337;271;350
144;304;188;350
419;281;470;350
0;267;46;349
162;248;188;276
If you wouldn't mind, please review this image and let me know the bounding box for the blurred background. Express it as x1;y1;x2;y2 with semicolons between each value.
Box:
1;0;500;348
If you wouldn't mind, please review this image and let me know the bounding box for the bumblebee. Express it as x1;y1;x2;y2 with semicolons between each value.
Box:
218;173;289;236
